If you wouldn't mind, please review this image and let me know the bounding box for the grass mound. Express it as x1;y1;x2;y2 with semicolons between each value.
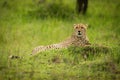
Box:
68;44;111;59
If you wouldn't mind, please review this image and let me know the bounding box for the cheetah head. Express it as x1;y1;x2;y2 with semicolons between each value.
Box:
74;23;88;38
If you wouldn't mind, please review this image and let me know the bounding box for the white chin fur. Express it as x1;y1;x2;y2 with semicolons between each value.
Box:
77;35;82;37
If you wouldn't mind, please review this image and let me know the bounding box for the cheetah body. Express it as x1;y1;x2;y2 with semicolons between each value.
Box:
32;23;90;55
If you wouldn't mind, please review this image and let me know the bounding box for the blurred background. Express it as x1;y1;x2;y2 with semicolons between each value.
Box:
0;0;120;80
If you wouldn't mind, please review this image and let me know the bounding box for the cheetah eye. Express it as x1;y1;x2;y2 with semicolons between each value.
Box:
81;26;84;29
75;26;78;29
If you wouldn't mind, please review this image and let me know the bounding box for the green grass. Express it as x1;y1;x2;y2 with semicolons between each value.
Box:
0;0;120;80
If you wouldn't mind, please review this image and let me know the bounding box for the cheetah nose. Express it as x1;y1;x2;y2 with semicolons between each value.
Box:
78;31;81;35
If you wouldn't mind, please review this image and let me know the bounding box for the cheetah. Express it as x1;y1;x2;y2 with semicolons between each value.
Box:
32;23;90;55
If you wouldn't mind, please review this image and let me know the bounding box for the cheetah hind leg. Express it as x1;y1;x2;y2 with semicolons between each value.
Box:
31;44;56;55
31;44;62;55
31;46;45;55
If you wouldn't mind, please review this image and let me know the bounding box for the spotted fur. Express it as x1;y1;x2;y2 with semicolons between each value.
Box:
32;23;90;55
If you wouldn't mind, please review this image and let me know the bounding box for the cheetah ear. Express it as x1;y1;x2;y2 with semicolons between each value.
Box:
73;24;76;26
74;24;76;26
85;24;88;28
73;24;77;29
